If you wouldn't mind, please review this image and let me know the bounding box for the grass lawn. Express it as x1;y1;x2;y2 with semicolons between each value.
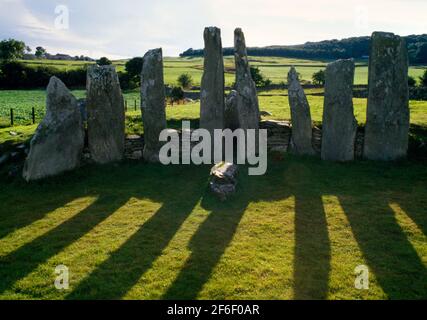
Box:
0;56;426;300
0;156;426;300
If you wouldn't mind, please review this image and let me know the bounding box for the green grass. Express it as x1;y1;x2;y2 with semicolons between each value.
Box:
0;156;426;299
18;56;427;87
0;56;426;300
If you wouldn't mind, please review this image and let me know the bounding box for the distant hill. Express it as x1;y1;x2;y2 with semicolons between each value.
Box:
180;34;427;64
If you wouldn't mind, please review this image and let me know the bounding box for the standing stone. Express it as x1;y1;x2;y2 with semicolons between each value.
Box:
321;59;357;161
234;28;260;130
141;48;167;162
200;27;225;133
364;32;410;161
87;65;125;164
23;77;84;181
287;67;315;155
224;90;239;130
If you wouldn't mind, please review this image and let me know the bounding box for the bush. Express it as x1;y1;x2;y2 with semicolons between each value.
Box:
125;57;143;84
312;70;325;86
177;73;193;89
420;69;427;87
169;86;184;104
0;61;87;89
96;57;112;66
250;66;271;87
408;76;417;87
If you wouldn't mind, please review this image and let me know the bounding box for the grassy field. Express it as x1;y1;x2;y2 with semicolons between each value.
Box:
0;57;426;300
19;56;427;87
0;152;426;299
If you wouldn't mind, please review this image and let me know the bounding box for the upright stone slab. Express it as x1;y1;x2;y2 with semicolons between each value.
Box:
364;32;410;160
23;77;84;181
87;65;125;164
287;67;315;155
224;90;239;130
321;59;357;161
200;27;225;133
141;48;167;162
234;28;260;129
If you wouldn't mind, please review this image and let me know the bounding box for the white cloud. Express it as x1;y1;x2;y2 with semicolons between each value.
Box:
0;0;425;58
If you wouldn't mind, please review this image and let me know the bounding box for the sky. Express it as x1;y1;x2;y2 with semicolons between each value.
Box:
0;0;426;59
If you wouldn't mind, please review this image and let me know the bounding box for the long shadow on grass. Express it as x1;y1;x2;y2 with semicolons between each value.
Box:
162;196;249;299
339;196;427;299
0;194;128;294
65;166;206;299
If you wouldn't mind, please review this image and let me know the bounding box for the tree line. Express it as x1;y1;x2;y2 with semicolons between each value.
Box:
180;34;427;64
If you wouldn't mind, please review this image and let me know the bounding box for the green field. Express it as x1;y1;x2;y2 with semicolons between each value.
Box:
0;57;426;300
19;56;427;87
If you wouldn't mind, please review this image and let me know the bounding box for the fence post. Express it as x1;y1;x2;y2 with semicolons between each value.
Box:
125;100;128;112
10;108;14;126
134;100;137;111
32;107;35;124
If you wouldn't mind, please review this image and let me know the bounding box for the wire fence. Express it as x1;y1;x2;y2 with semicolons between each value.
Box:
0;99;141;127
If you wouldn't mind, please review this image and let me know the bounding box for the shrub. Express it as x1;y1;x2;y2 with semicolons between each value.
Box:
169;86;184;104
408;76;417;87
125;57;143;84
96;57;112;66
177;73;193;89
420;69;427;87
312;70;325;86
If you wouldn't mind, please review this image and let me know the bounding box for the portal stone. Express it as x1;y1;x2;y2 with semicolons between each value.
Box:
141;48;167;162
200;27;225;133
87;65;125;164
287;66;315;155
321;59;357;161
23;77;84;181
364;32;410;161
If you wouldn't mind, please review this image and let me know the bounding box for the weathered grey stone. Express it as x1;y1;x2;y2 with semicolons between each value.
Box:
141;48;167;163
224;90;239;130
87;65;125;164
234;28;260;130
200;27;225;133
23;77;84;181
364;32;410;161
321;59;357;161
287;67;315;155
209;162;238;201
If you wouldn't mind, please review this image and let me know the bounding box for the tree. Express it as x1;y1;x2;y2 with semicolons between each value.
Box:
312;70;325;86
420;69;427;87
125;57;143;81
169;86;184;105
96;57;112;66
250;66;271;87
35;46;47;59
177;73;193;89
408;76;417;87
0;39;27;61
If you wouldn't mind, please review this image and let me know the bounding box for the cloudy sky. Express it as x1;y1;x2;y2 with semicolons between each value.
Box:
0;0;426;59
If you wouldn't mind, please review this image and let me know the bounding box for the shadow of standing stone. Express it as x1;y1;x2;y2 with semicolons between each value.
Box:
321;59;357;161
23;77;84;181
141;48;167;163
87;65;125;164
364;32;410;161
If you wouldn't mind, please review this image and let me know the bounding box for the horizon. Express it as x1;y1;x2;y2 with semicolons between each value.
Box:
1;0;426;59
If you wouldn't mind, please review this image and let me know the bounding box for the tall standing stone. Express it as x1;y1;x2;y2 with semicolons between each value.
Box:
364;32;410;161
23;77;84;181
321;59;357;161
287;67;315;155
200;27;225;133
234;28;260;130
141;48;167;162
87;65;125;164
